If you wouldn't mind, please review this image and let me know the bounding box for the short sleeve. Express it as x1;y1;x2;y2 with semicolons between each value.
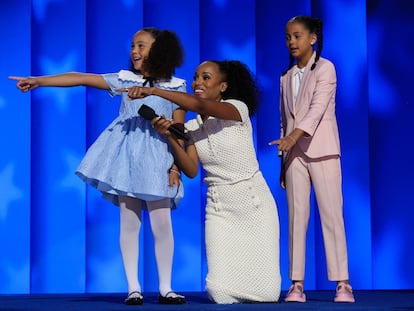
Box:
102;70;187;100
223;99;249;123
102;72;123;97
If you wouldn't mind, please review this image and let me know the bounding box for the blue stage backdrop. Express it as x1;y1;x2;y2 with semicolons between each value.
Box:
1;0;413;294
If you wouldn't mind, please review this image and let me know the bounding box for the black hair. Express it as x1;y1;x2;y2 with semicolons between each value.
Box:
130;27;184;79
210;60;260;116
282;16;323;76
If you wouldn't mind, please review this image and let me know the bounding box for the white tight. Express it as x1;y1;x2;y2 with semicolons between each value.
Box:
119;195;174;296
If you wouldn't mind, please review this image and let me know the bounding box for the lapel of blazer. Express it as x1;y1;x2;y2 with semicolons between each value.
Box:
286;69;295;116
295;52;316;114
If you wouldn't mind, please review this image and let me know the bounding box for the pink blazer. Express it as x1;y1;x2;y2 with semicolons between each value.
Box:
280;53;341;159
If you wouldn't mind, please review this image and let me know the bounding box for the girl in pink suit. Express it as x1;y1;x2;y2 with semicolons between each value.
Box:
269;16;355;303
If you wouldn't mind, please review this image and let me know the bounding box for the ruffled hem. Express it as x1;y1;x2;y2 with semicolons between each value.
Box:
76;172;184;209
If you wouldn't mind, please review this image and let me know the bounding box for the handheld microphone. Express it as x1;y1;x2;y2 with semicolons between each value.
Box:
138;104;189;141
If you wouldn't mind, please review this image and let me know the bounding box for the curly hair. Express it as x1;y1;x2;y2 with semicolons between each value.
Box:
210;60;261;116
130;27;184;79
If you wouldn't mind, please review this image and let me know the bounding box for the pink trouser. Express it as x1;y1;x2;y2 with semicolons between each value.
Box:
284;146;349;281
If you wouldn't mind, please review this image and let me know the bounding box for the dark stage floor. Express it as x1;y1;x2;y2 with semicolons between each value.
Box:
0;290;413;311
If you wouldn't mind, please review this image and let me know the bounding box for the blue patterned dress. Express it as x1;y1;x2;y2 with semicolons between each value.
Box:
76;70;186;207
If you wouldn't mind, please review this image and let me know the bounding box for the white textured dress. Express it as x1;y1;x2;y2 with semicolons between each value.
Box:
185;99;281;303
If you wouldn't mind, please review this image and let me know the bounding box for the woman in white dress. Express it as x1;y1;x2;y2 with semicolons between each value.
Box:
123;60;281;304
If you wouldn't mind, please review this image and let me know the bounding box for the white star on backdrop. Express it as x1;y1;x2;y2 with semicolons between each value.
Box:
0;164;24;222
58;150;85;198
32;0;65;21
35;52;84;114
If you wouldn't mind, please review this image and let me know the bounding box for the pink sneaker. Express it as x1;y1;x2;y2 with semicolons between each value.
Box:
285;283;306;302
334;282;355;303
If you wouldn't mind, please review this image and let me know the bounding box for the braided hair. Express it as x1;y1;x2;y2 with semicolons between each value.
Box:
282;16;323;76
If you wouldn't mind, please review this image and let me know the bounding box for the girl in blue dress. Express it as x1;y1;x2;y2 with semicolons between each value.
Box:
9;27;186;305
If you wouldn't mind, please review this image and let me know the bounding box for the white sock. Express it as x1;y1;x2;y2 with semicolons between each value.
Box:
148;199;174;296
119;196;142;294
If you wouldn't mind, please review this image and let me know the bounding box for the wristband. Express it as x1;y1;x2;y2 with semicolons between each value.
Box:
169;168;181;176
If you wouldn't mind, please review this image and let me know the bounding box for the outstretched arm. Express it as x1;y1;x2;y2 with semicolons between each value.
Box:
9;72;109;92
121;86;242;121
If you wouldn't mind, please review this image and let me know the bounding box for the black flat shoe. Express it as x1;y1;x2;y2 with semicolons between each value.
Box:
158;291;186;304
125;291;144;305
